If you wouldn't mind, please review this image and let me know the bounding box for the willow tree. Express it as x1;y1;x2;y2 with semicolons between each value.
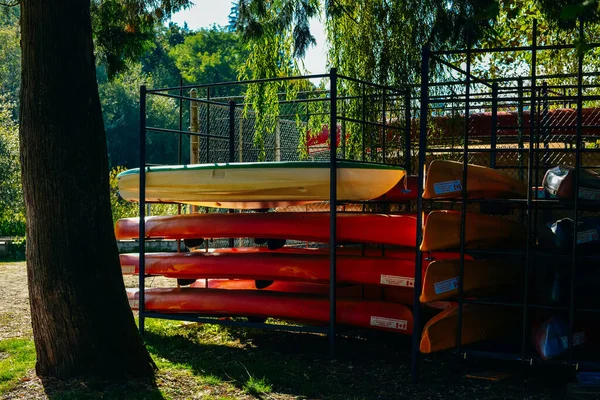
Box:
20;0;189;379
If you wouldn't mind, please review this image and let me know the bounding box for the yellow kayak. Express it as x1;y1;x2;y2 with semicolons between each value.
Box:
420;210;526;251
420;259;520;303
423;160;527;199
420;304;518;353
117;161;405;209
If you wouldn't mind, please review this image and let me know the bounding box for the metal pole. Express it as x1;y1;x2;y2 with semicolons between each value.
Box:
190;89;199;214
517;79;525;181
490;83;499;168
404;91;412;173
206;87;211;163
228;100;236;248
542;82;549;167
521;18;537;364
382;89;387;163
456;33;471;354
329;68;338;359
362;83;366;162
178;78;183;165
412;45;429;384
568;16;585;363
138;85;147;335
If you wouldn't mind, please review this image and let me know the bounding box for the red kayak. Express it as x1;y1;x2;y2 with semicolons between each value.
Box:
127;287;414;334
121;249;466;288
115;212;418;247
190;279;416;304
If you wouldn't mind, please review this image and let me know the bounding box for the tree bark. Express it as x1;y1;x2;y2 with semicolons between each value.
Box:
20;0;156;378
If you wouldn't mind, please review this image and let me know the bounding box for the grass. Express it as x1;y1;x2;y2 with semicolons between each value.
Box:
0;315;584;399
0;338;36;393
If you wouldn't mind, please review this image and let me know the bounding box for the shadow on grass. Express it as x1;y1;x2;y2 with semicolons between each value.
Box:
143;324;433;400
41;376;165;400
142;321;580;400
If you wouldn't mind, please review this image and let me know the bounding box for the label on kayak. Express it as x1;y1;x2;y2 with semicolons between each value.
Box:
128;299;139;309
579;187;600;201
122;265;136;274
370;316;408;331
577;229;599;244
434;277;460;294
561;332;586;348
380;274;415;288
433;180;462;195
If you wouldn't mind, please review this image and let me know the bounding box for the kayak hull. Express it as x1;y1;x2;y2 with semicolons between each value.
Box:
420;259;520;303
127;287;414;334
423;160;527;199
115;212;418;247
420;304;517;353
420;210;526;251
117;161;405;209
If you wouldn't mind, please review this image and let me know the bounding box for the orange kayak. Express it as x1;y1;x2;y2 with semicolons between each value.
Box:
423;160;527;199
115;212;418;247
420;304;518;353
420;258;521;303
127;287;414;334
420;210;526;251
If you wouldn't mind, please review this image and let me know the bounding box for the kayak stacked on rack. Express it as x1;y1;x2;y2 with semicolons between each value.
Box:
117;161;420;334
419;160;527;353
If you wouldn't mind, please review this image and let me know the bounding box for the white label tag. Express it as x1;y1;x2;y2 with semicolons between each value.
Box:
433;180;463;195
579;187;600;201
122;265;136;274
128;299;139;309
370;316;408;331
380;274;415;288
434;277;460;294
561;335;568;349
577;229;599;244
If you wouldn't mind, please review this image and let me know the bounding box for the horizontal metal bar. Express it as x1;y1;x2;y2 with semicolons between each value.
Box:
336;74;406;92
336;116;405;130
142;312;329;334
147;73;331;93
146;126;230;140
432;42;600;56
461;350;524;362
148;91;231;106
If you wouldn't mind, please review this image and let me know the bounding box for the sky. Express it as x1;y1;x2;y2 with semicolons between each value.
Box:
168;0;329;74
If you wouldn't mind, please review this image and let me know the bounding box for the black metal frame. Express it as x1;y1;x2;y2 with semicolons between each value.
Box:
412;17;600;381
137;69;412;357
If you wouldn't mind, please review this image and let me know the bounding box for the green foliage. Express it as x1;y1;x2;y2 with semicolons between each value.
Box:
243;375;272;396
0;338;36;393
2;236;25;261
169;26;249;90
98;63;183;168
0;15;20;107
91;0;192;77
0;97;24;237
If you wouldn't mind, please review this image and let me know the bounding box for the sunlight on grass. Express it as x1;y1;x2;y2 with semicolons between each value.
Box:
0;338;36;393
243;375;272;396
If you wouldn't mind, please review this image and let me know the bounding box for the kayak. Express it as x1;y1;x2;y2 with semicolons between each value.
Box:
532;317;586;360
127;287;414;334
115;212;419;247
423;160;527;199
117;161;405;209
420;210;527;251
120;251;424;288
420;258;521;303
420;304;518;353
543;165;600;201
190;279;416;304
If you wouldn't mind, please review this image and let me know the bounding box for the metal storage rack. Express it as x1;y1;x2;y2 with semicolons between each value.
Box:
411;17;600;381
136;69;413;358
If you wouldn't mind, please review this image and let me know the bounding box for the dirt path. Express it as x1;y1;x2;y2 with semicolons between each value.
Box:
0;262;32;341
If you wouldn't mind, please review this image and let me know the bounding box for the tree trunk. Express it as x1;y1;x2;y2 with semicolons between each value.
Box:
20;0;156;379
